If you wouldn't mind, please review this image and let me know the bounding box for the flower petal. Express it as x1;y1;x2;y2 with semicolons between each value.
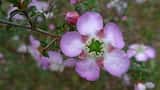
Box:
76;59;100;81
64;58;77;67
29;35;40;48
48;51;64;72
145;47;156;59
60;32;84;57
28;0;48;12
122;74;131;86
128;44;156;62
134;83;146;90
0;53;4;59
135;53;148;62
145;82;155;89
17;44;28;53
38;56;50;70
70;0;78;4
103;50;130;77
48;51;63;64
103;22;125;49
77;12;103;36
129;44;139;50
127;49;136;58
28;47;41;61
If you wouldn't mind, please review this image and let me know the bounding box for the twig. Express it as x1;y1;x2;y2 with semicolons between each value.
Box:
0;19;59;38
42;39;56;51
22;11;34;29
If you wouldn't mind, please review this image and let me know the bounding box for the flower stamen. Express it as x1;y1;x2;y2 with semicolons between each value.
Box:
85;38;104;57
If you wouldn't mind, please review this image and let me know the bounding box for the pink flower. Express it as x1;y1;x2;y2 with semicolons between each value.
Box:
70;0;79;4
60;12;128;81
17;44;28;53
127;44;156;62
28;35;64;71
28;35;41;61
28;36;49;70
106;0;128;16
38;56;50;70
121;15;128;21
37;51;64;71
134;83;146;90
0;53;4;60
145;82;155;89
48;23;55;31
0;53;5;62
65;11;79;25
122;74;131;86
134;82;155;90
48;51;64;72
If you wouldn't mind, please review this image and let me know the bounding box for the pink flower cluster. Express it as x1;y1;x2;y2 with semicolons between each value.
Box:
28;35;77;71
28;35;63;71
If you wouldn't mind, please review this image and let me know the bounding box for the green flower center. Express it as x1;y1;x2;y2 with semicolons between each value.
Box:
137;45;145;53
86;38;104;57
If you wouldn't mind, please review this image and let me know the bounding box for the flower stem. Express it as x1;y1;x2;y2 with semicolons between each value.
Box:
42;39;56;51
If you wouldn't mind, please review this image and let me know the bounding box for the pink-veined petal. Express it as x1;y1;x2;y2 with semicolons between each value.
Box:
76;59;100;81
29;35;40;48
104;22;125;49
134;83;146;90
28;46;41;61
60;32;84;57
64;58;77;67
135;53;148;62
48;51;63;64
145;47;156;59
104;50;130;77
129;44;139;50
48;51;64;71
38;56;50;70
127;49;136;58
77;12;103;36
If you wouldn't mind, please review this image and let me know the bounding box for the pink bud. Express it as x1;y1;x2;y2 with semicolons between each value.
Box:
70;0;78;4
0;53;4;60
48;23;55;31
121;16;128;21
65;11;79;25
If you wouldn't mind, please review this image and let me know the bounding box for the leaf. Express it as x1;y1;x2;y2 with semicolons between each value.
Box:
7;0;19;5
75;0;100;13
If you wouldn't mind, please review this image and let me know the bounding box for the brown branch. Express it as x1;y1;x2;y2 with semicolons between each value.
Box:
0;19;60;38
22;11;34;29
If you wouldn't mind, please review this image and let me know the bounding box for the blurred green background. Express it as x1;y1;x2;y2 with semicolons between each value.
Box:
0;0;160;90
